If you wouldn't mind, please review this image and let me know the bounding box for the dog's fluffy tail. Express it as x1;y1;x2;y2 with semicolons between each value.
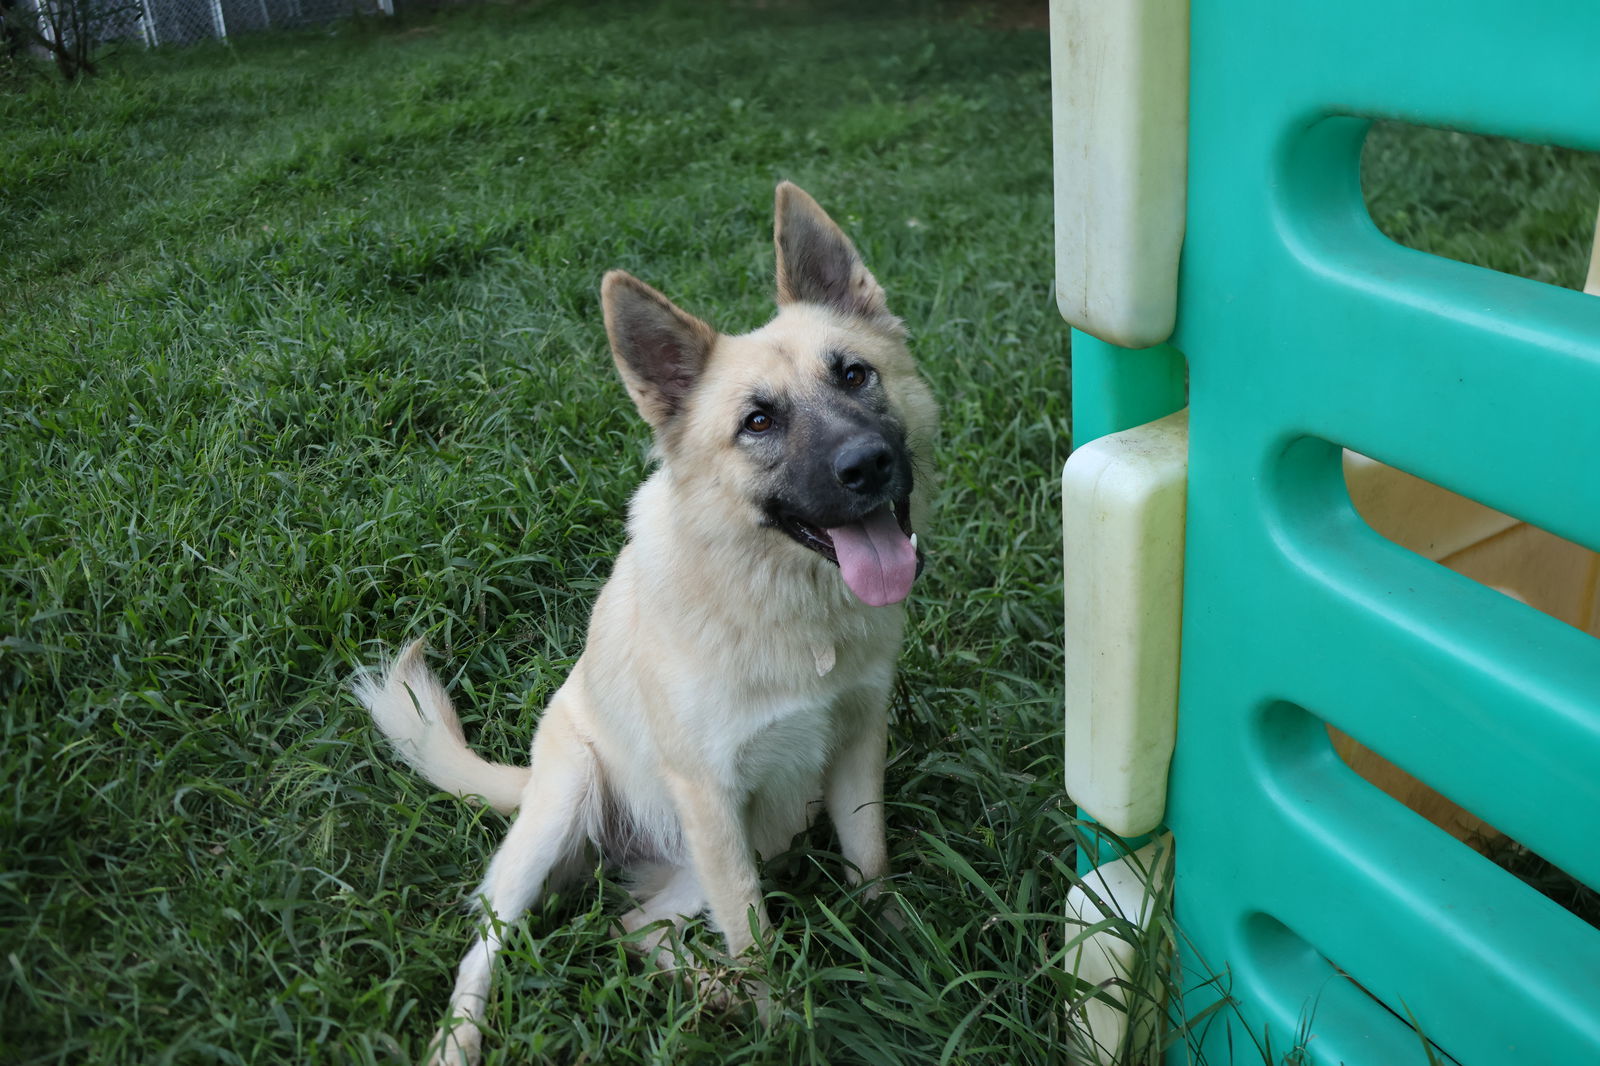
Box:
354;639;531;815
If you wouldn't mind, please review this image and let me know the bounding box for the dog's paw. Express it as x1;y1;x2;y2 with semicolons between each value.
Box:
873;892;909;932
617;916;685;974
695;963;773;1021
616;919;776;1021
424;1018;483;1066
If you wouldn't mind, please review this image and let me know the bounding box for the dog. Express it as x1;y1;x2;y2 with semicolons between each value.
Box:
355;182;938;1065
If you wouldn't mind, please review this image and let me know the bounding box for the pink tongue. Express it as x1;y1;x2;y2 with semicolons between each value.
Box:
826;506;918;607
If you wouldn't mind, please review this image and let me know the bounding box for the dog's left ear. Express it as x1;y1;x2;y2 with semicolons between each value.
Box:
602;270;718;431
774;182;895;325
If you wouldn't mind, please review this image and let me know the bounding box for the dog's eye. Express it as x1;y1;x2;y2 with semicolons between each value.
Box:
743;411;773;433
843;364;869;388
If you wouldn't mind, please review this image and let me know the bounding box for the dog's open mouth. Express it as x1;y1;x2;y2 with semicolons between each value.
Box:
777;497;922;607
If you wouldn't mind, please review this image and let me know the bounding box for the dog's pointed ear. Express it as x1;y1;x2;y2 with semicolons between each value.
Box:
602;270;718;430
774;182;893;323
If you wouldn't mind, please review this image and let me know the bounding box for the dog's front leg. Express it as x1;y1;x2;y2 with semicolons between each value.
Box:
426;706;595;1066
825;690;890;895
663;770;768;957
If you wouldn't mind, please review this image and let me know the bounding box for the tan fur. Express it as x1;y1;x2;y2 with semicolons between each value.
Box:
355;183;936;1066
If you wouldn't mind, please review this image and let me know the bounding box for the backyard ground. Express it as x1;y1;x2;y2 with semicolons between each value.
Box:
3;2;1598;1064
3;4;1079;1063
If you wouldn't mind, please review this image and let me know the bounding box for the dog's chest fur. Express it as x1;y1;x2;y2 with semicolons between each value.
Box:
570;466;905;861
684;622;894;786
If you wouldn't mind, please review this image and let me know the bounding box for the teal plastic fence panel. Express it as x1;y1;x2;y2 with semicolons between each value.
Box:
1070;1;1600;1062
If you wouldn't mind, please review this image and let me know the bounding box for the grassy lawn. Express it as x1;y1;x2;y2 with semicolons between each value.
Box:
2;4;1077;1064
4;2;1598;1064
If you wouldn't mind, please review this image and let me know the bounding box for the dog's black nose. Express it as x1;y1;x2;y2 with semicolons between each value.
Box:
833;437;894;495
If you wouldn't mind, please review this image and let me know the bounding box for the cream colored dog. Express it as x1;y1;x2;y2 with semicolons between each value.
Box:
356;183;936;1065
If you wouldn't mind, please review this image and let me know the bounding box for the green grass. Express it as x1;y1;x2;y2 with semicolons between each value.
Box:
2;4;1083;1064
3;3;1598;1065
1364;122;1600;289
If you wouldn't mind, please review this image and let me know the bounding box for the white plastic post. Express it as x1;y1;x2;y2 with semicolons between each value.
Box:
1065;835;1174;1064
1062;409;1188;837
1050;0;1190;349
1585;202;1600;296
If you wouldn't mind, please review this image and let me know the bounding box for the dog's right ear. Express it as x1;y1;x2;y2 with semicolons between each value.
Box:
601;270;718;431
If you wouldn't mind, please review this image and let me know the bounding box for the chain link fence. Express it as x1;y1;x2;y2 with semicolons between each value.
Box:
136;0;391;47
8;0;393;58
